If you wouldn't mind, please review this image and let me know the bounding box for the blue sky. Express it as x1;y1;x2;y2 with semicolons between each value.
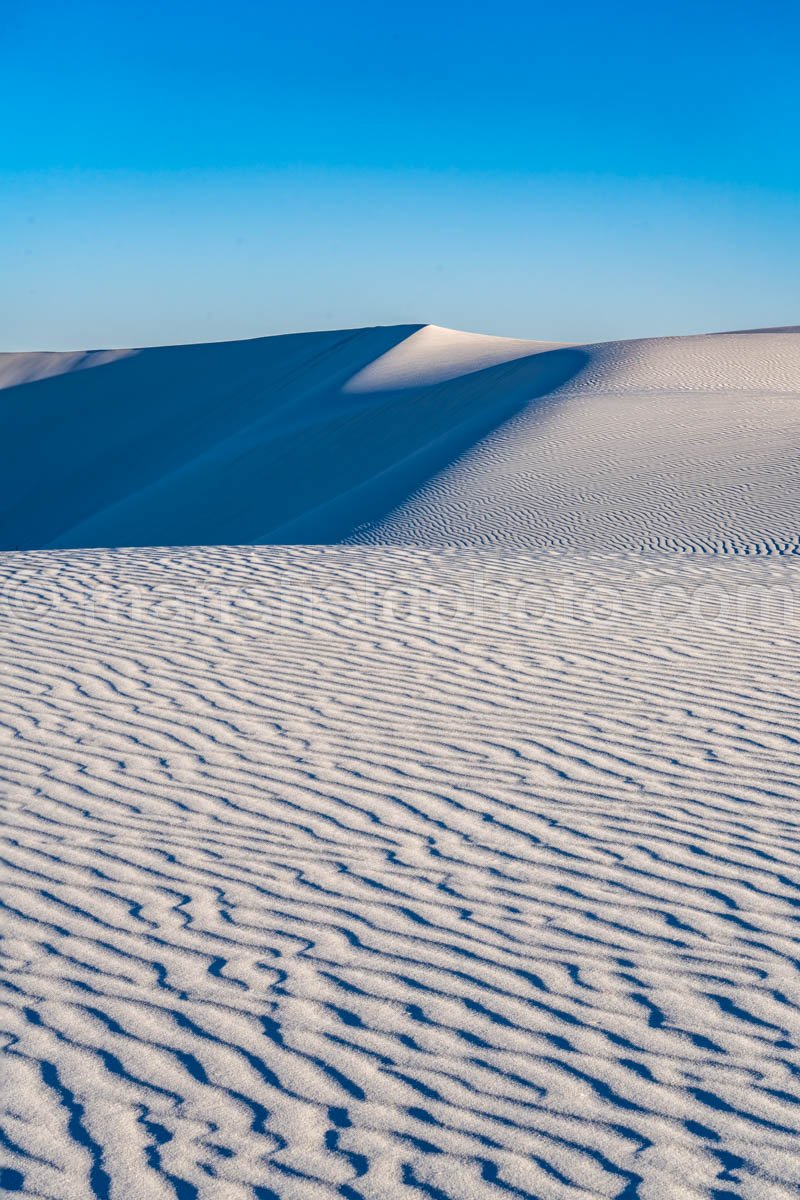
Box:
2;0;798;348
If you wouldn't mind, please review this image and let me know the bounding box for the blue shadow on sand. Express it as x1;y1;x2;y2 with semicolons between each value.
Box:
0;326;587;550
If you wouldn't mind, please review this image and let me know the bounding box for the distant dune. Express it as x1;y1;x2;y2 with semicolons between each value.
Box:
3;323;799;552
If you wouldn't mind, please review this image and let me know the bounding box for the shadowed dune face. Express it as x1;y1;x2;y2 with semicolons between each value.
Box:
0;326;582;551
0;325;420;550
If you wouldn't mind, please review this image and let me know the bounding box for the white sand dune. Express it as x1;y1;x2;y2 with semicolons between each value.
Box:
2;323;799;552
1;322;800;1197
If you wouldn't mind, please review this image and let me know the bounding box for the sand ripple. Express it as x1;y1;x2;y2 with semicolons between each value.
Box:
1;548;799;1197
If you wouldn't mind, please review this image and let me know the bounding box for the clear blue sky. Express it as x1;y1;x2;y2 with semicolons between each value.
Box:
2;0;798;348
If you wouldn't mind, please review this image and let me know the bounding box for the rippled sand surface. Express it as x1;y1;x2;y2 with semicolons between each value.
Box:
1;548;799;1198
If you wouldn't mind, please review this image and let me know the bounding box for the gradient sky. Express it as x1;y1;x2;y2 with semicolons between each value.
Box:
2;0;799;349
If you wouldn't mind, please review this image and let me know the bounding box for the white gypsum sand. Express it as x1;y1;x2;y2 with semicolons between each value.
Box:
0;325;799;1199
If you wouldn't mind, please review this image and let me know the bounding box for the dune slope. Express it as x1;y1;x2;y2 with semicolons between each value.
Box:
359;329;800;553
2;323;799;552
0;326;572;550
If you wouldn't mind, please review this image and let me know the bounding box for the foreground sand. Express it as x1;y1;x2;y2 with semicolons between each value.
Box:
1;547;799;1198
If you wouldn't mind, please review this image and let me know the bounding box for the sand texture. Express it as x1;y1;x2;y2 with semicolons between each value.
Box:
1;324;799;1197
